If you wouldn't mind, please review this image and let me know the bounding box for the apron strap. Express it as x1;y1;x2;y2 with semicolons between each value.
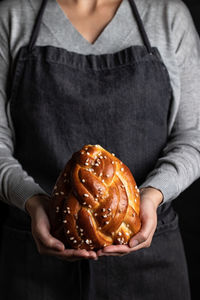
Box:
129;0;153;54
28;0;153;54
28;0;48;52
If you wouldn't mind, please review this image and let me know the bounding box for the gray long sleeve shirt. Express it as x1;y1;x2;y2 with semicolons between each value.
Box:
0;0;200;212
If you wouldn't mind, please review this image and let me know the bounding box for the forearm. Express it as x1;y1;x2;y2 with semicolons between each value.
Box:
140;3;200;204
0;148;50;212
139;187;163;208
139;136;200;204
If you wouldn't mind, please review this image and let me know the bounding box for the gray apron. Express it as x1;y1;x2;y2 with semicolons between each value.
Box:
0;0;191;299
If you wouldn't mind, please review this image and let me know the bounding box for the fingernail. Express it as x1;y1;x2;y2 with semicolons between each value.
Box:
130;240;139;248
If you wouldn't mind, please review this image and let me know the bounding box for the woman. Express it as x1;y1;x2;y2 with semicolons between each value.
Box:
0;0;199;299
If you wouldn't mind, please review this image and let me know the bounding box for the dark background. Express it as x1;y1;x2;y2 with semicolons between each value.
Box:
0;0;199;299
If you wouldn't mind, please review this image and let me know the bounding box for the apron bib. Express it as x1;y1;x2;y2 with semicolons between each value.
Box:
0;0;191;299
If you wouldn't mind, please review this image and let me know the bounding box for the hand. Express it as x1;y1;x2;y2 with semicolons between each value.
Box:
25;194;98;261
96;187;163;257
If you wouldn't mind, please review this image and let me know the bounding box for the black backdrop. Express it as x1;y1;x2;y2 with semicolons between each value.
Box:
0;0;199;299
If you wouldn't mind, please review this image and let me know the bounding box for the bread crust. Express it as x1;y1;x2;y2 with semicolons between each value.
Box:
50;144;141;251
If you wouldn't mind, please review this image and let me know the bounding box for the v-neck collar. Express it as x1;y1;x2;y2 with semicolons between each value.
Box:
54;0;125;47
29;0;146;53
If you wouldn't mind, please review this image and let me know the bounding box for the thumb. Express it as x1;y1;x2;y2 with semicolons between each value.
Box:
129;214;154;248
32;216;65;251
37;227;65;251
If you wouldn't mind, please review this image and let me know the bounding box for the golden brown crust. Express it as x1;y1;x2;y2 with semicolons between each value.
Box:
50;144;141;251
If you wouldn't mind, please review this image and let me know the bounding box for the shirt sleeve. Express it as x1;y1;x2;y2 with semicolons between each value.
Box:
0;11;50;213
139;0;200;204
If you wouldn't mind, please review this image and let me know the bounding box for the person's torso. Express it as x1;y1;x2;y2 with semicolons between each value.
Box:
3;0;173;230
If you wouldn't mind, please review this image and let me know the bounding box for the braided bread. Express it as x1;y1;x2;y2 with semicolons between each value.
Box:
50;144;141;251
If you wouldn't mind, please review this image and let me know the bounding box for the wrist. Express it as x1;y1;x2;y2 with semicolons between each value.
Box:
139;186;163;209
25;193;50;217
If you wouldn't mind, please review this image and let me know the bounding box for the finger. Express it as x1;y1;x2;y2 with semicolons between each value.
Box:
38;244;87;258
35;243;68;257
98;252;130;257
37;241;98;260
87;251;98;259
128;234;154;252
129;215;155;248
101;245;130;253
129;227;155;251
97;245;130;256
55;251;88;261
33;224;65;251
56;250;98;261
